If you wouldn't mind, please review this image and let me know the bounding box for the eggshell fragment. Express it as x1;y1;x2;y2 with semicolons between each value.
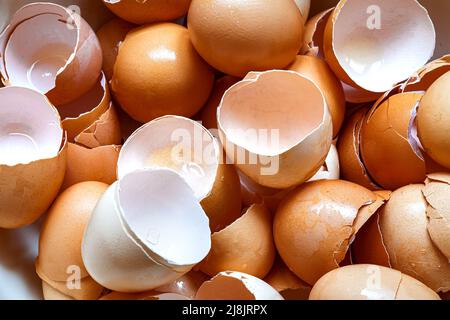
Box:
82;169;211;292
111;23;214;123
308;144;340;182
195;271;283;300
288;55;345;137
274;180;377;285
361;93;426;190
0;3;103;105
417;71;450;169
264;256;312;300
102;0;191;25
37;182;108;281
200;76;240;130
301;8;333;57
0;87;66;229
310;265;440;300
117;116;242;232
218;70;332;189
199;204;275;279
96;18;134;81
61;143;120;191
422;173;450;259
323;0;435;93
374;185;450;292
188;0;303;77
336;108;380;190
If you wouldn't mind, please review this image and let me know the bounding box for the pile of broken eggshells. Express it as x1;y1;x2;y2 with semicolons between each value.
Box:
0;0;449;301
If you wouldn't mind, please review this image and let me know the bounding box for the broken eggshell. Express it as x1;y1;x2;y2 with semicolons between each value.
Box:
309;264;441;300
308;143;340;182
198;204;275;279
323;0;435;93
274;179;378;285
0;2;103;105
217;70;333;189
0;86;66;229
301;8;333;57
102;0;191;25
82;169;211;292
195;271;283;300
117;116;242;233
294;0;311;20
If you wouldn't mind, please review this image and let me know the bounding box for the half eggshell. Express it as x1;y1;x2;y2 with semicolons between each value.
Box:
217;70;332;189
0;2;103;105
324;0;435;93
82;169;211;292
117;116;242;232
195;271;283;300
0;86;66;229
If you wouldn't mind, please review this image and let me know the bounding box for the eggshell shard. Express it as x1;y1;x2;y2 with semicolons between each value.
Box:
102;0;191;25
96;18;135;81
308;144;340;182
195;271;284;300
187;0;303;77
309;265;441;300
199;204;275;279
0;3;103;105
375;185;450;292
288;55;345;137
62;143;120;191
324;0;436;93
38;181;108;281
0;87;66;229
417;71;450;169
200;76;241;130
111;23;214;123
274;180;377;285
264;256;312;300
117;116;241;232
337;107;380;190
301;8;333;57
82;169;211;292
422;173;450;259
218;70;333;189
361;93;426;190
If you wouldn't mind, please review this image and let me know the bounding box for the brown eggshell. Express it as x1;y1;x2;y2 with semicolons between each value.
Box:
61;143;120;191
74;104;122;148
264;256;311;300
378;184;450;292
361;93;426;190
59;72;111;143
218;70;333;189
96;18;135;81
102;0;191;25
294;0;311;20
187;0;303;77
0;142;67;229
301;8;333;57
337;107;380;190
111;23;214;123
288;55;345;137
37;181;108;281
42;281;74;301
417;71;450;169
403;55;450;92
0;3;103;105
200;76;240;130
309;265;440;300
423;173;450;259
274;180;377;285
39;273;103;301
199;204;275;279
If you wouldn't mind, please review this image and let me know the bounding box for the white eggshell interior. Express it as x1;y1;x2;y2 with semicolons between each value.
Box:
118;169;211;267
218;71;326;156
332;0;435;92
0;87;62;165
117;116;219;200
4;13;77;94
